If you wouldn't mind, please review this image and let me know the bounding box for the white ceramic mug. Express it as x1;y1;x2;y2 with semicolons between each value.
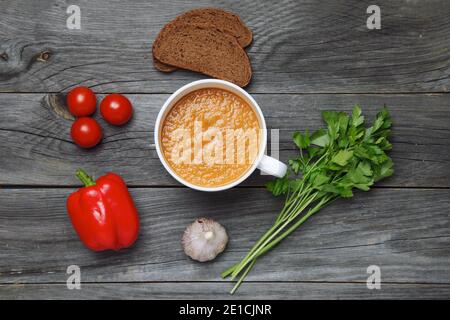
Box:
154;79;287;192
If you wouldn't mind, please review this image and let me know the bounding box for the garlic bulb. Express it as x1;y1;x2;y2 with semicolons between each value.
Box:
182;218;228;262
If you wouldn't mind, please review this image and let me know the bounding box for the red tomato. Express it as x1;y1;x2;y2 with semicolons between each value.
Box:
71;117;103;148
100;94;133;126
67;87;97;117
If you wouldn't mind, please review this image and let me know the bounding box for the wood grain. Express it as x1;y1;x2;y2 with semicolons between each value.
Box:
1;282;450;300
0;0;448;93
0;93;449;187
1;188;449;285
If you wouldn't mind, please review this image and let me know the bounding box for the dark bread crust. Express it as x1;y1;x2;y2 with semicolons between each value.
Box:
153;56;177;73
153;24;252;87
153;8;252;73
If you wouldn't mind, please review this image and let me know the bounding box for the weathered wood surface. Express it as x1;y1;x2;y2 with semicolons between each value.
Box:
2;283;450;300
1;93;449;187
1;188;449;292
0;0;449;93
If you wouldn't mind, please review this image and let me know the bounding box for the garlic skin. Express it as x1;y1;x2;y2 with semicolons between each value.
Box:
182;218;229;262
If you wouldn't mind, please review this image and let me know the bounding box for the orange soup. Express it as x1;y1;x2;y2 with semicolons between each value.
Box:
160;88;261;187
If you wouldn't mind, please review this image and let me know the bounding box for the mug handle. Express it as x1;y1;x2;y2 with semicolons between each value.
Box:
257;155;287;178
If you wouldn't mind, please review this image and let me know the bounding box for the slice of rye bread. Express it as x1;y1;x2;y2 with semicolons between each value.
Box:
153;24;252;87
153;8;252;72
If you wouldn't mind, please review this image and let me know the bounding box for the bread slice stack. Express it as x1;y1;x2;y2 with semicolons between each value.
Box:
152;8;253;87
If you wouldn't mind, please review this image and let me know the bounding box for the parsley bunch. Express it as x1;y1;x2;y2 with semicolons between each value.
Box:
222;106;394;294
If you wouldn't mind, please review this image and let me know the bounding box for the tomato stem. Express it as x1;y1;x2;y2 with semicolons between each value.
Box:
76;169;96;187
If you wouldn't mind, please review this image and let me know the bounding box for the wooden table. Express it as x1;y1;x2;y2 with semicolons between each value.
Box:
0;0;449;299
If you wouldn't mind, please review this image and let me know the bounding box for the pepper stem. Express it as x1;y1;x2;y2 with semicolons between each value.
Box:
76;169;96;187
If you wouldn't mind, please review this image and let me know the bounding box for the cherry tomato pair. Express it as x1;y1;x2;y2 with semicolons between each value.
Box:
67;87;133;148
67;87;133;124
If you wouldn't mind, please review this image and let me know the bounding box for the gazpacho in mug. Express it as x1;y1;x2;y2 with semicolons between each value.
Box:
160;88;261;187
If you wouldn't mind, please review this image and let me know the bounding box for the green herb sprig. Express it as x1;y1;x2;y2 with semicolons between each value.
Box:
222;106;394;294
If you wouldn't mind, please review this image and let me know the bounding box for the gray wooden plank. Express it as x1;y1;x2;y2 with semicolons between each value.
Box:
1;282;450;300
0;0;448;93
0;188;449;284
0;93;449;187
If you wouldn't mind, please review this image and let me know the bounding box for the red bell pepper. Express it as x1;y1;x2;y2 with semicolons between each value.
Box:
67;169;140;251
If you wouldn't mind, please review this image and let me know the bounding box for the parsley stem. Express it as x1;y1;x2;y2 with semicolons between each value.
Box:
230;192;320;280
256;196;336;257
276;185;305;223
228;217;286;278
228;192;332;285
231;218;292;279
